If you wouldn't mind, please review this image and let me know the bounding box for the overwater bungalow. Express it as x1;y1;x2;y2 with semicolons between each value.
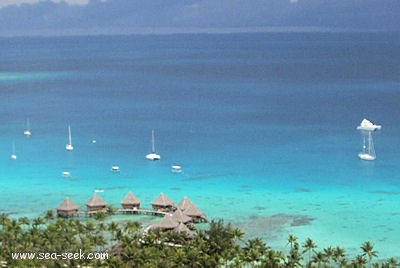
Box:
85;193;107;213
177;196;195;211
151;192;175;212
152;213;179;231
183;203;208;222
56;197;79;218
120;191;140;210
172;208;192;224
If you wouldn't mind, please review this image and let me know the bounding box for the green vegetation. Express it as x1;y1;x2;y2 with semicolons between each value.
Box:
0;211;398;267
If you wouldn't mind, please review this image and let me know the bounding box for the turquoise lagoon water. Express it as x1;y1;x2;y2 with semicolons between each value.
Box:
0;33;399;259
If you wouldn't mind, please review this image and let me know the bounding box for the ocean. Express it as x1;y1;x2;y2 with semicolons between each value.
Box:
0;32;399;259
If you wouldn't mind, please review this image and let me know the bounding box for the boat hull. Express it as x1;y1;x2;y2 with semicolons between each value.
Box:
65;144;74;151
358;153;376;161
146;153;160;161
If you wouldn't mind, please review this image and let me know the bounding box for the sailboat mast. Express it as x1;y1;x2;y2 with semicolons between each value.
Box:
151;130;155;153
68;125;72;144
362;135;366;153
367;131;372;155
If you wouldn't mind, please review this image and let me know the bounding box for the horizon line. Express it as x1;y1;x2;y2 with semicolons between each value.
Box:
0;26;398;38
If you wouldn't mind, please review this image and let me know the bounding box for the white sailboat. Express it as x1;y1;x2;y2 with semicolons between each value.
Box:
358;131;376;161
65;125;74;151
24;118;31;137
145;130;160;161
171;165;182;173
11;140;17;160
357;118;380;161
111;165;120;172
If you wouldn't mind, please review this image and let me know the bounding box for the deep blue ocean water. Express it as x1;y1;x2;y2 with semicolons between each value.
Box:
0;32;399;259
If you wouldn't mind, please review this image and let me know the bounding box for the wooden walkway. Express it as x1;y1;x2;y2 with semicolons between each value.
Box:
62;208;208;223
71;208;169;218
116;208;168;216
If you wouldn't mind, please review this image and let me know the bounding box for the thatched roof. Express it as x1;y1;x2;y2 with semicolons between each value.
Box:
120;192;140;205
172;208;192;223
177;197;195;211
57;197;79;211
85;193;107;207
154;214;179;229
151;192;174;207
183;203;203;217
174;222;194;238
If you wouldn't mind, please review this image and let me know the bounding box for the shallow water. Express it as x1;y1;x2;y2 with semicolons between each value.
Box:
0;32;399;259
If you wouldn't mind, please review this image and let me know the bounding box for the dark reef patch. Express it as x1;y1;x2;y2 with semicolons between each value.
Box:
233;213;315;239
369;190;400;195
183;173;232;181
295;188;312;192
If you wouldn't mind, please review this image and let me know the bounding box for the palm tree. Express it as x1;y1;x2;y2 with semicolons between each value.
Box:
361;241;378;267
286;234;302;268
32;216;45;229
231;227;245;242
242;237;268;265
332;245;346;267
263;249;285;267
323;246;334;266
353;254;368;267
385;257;399;268
311;251;327;268
44;210;55;222
94;211;107;221
108;221;120;241
287;234;298;249
124;220;141;235
18;216;30;227
0;213;10;227
302;237;317;267
106;205;117;216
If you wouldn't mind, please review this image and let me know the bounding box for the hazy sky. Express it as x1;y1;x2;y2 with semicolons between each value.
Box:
0;0;398;36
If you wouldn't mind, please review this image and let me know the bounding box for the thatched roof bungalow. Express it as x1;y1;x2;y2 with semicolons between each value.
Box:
174;222;194;238
151;192;175;212
56;197;79;218
153;214;179;231
172;208;192;224
85;193;107;213
184;203;208;222
120;191;140;210
177;196;195;211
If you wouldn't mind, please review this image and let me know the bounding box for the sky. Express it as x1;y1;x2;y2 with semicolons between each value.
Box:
0;0;398;36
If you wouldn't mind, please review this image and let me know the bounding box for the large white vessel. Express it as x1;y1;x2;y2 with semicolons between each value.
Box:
358;131;376;161
357;118;381;161
356;118;381;131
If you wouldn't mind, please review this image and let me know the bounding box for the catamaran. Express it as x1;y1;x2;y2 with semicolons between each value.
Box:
145;130;160;160
357;118;381;161
24;118;31;137
65;125;74;151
